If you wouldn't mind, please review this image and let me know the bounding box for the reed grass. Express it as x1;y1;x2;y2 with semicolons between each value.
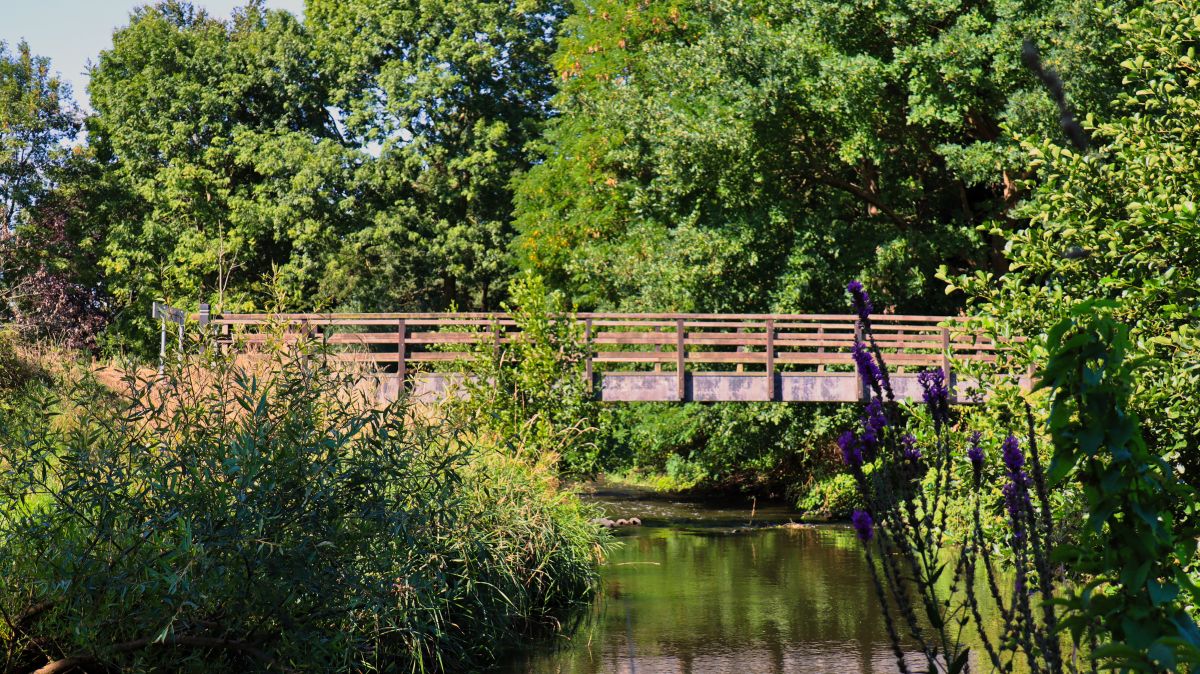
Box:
0;332;605;673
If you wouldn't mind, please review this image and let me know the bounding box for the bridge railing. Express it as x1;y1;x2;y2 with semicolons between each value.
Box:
192;310;999;398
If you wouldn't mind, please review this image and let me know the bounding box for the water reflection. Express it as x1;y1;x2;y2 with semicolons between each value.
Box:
505;488;917;673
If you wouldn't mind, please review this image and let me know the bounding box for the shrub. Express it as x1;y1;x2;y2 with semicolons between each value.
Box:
946;0;1200;482
663;453;707;489
0;335;602;672
797;472;860;520
452;273;603;475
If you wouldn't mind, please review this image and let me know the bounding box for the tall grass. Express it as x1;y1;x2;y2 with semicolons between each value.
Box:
0;331;603;673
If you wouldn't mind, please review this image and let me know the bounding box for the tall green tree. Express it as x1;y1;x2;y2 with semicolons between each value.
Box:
0;41;93;341
308;0;567;310
513;0;1132;315
0;41;78;242
951;0;1200;478
87;0;360;342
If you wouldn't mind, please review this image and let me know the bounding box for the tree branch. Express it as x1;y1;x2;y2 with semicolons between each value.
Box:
814;174;911;230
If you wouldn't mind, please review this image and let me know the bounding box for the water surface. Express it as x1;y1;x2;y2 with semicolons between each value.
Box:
506;484;910;674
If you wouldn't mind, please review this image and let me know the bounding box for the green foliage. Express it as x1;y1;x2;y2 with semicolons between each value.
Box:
844;293;1200;671
0;335;601;672
506;0;1137;490
602;403;708;472
601;401;853;493
0;41;89;338
307;0;566;312
1041;302;1200;670
86;0;359;344
452;274;603;475
949;0;1200;478
78;0;569;347
0;40;78;236
663;453;707;489
797;472;860;520
513;0;1130;315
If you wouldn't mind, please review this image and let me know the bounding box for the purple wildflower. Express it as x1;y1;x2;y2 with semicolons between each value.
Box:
1003;477;1030;543
839;430;863;469
918;368;950;427
847;280;873;322
851;509;875;543
1001;435;1024;473
1001;435;1031;544
967;431;984;467
852;342;881;391
864;398;887;435
901;434;921;463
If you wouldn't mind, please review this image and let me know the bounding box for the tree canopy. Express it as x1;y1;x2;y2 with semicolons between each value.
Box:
307;0;566;311
951;0;1200;479
512;0;1131;314
86;0;358;341
0;40;78;237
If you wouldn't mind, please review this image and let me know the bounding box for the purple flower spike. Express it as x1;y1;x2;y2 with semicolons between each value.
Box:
852;342;881;391
901;434;921;462
1000;435;1032;544
847;280;873;322
1001;435;1024;473
839;430;863;469
967;431;984;467
918;368;950;427
864;398;887;435
851;509;875;543
1003;478;1030;543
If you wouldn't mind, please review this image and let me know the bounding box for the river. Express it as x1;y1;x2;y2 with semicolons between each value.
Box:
504;483;913;674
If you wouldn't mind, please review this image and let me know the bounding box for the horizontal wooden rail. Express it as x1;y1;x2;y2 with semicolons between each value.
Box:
175;308;1018;403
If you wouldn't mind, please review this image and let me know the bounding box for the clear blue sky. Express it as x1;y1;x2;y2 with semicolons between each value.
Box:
0;0;306;109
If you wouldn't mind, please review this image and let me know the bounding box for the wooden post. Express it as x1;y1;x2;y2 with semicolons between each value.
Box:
765;319;776;401
584;318;594;394
492;318;501;364
177;314;184;353
158;316;167;374
676;318;686;401
736;326;745;373
654;326;662;372
397;319;407;385
942;326;954;402
854;321;865;402
198;304;210;355
816;326;825;373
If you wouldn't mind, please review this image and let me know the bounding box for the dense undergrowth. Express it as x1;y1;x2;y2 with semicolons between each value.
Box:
0;330;604;673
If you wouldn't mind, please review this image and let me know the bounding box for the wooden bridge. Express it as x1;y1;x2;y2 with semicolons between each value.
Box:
161;305;1014;404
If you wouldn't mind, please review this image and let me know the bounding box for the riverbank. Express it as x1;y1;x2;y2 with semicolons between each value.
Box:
596;468;860;522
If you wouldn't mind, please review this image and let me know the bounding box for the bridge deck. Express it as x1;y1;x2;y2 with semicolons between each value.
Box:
181;309;1013;404
376;371;996;404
